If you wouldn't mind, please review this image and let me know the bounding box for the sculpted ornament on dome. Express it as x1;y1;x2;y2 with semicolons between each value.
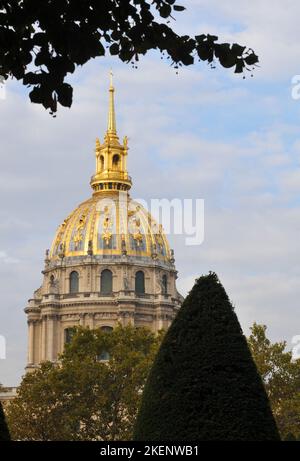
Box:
170;248;175;263
73;231;83;246
44;249;50;268
54;218;68;248
73;213;87;249
128;209;136;218
132;229;143;247
155;227;166;253
151;243;158;260
130;218;142;246
102;230;112;246
121;235;127;255
88;240;93;255
102;213;113;246
49;277;59;294
58;242;65;259
34;286;43;300
95;137;101;151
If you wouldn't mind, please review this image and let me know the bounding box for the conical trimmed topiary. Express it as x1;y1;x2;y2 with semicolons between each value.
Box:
0;401;10;441
134;272;280;441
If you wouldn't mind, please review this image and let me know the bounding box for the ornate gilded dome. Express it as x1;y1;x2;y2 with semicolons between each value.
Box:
49;73;173;266
49;193;172;264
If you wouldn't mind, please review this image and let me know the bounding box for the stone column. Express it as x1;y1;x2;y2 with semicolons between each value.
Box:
87;313;94;329
155;310;166;331
27;320;35;365
46;315;56;361
79;313;85;327
41;315;47;361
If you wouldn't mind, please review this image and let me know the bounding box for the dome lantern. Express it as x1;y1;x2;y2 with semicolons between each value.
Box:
90;72;132;194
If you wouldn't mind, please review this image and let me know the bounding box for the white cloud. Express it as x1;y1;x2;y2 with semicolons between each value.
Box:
0;251;20;264
280;169;300;191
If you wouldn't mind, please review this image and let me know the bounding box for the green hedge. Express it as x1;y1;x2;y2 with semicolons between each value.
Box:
134;272;280;441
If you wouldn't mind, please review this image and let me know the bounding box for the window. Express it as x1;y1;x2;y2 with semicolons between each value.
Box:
112;154;120;170
100;155;104;170
69;271;79;293
98;350;110;361
135;271;145;294
97;326;113;361
162;274;168;295
101;269;113;294
64;328;74;345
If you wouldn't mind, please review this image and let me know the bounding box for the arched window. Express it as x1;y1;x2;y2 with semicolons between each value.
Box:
97;326;113;361
101;269;113;294
50;274;55;284
135;271;145;294
112;154;120;170
100;155;104;170
64;328;74;345
162;274;168;295
69;271;79;293
98;350;110;361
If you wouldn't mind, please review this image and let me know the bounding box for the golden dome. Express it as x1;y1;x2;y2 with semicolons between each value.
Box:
49;192;171;263
49;74;173;265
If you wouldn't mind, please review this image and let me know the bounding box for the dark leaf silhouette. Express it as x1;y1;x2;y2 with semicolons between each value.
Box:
0;1;259;113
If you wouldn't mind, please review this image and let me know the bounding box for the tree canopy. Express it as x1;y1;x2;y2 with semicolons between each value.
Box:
134;272;279;441
248;323;300;440
0;0;259;113
6;324;162;441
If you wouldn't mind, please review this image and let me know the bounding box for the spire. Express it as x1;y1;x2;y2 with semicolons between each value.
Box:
107;70;117;135
90;73;132;194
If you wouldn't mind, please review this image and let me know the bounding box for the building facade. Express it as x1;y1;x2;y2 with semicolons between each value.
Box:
24;75;182;371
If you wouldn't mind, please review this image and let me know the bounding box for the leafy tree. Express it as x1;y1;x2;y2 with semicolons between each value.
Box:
0;1;258;113
6;324;162;441
248;323;300;440
134;272;280;441
0;401;10;441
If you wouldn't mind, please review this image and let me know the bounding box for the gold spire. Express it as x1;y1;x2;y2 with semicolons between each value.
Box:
90;73;132;194
107;70;117;136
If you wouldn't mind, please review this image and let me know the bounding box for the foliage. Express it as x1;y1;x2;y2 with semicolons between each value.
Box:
0;1;258;113
134;272;279;441
248;323;300;440
0;401;10;441
6;324;162;441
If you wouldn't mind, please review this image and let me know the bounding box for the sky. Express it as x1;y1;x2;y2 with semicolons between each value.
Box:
1;0;300;385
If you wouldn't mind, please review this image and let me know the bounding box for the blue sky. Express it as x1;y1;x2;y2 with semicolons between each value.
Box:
1;1;300;385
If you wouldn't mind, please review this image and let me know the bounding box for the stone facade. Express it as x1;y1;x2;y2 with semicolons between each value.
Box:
25;255;181;371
